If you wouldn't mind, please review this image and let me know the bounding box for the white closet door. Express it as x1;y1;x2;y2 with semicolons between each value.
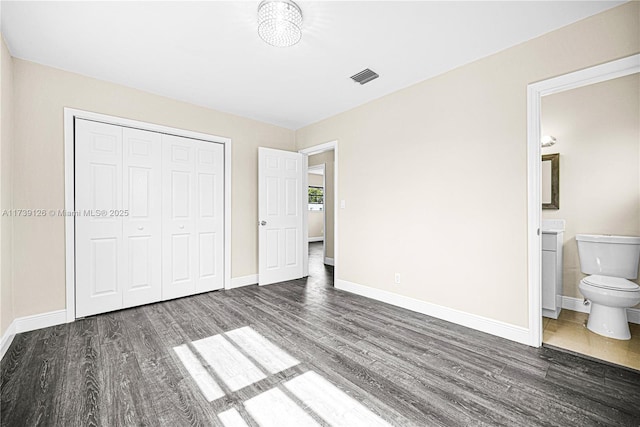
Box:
122;128;162;308
195;140;225;293
75;119;125;317
162;134;197;300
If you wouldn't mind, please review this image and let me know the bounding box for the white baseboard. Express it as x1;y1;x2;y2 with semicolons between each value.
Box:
324;257;334;266
562;296;640;324
15;309;68;333
229;274;259;289
561;296;591;314
309;237;324;242
0;320;16;361
1;309;67;361
335;279;531;345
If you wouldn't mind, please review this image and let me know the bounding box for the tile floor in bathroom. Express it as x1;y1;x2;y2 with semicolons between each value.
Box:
543;309;640;371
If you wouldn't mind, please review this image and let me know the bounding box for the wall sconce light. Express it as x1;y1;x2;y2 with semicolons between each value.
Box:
541;135;557;148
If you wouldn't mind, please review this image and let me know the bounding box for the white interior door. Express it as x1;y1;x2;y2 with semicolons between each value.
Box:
162;134;197;299
75;119;125;317
195;140;225;293
258;147;305;286
122;127;162;308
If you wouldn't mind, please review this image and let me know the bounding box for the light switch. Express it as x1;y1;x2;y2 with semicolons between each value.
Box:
340;200;346;209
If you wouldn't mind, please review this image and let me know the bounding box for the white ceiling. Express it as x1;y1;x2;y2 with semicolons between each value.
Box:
1;1;623;129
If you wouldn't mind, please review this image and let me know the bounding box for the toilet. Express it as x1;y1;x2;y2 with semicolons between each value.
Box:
576;234;640;340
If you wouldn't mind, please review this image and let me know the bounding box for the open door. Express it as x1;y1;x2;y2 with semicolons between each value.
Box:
258;147;306;286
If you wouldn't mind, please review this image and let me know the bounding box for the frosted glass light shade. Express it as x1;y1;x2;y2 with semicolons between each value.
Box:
541;135;557;147
258;1;303;47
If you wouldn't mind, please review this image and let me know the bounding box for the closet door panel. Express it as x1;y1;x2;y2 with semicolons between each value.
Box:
76;119;226;316
162;135;197;300
75;119;124;317
122;128;162;308
195;141;225;292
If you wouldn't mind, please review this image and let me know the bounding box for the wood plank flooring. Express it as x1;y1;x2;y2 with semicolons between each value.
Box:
2;243;640;426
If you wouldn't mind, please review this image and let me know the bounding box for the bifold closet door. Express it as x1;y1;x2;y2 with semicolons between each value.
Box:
162;135;224;300
122;127;162;308
75;120;125;317
76;120;223;317
76;120;162;317
193;139;224;293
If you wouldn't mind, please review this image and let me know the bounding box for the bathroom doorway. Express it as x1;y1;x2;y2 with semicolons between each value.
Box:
527;54;640;369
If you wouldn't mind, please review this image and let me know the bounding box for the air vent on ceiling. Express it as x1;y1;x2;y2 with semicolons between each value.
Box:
350;68;379;85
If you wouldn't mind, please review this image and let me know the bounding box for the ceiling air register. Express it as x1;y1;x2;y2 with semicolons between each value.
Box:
350;68;379;85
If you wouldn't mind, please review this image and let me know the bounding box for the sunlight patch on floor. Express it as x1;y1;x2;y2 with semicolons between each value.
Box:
173;344;225;402
244;388;320;427
173;326;299;398
218;408;250;427
225;326;300;374
284;371;392;427
191;334;267;392
174;326;390;426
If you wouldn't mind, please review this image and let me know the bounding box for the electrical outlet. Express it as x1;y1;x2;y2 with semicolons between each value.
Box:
394;273;401;284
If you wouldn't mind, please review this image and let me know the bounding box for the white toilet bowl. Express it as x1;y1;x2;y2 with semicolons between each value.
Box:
579;275;640;340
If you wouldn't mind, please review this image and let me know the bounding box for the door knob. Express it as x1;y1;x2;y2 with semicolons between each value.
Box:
260;221;267;226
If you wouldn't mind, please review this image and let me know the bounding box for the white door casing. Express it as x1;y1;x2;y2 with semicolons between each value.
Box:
122;127;162;308
526;54;640;346
258;147;305;286
75;119;125;317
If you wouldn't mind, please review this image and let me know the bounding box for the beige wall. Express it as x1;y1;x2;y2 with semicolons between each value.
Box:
11;59;295;318
309;151;334;258
296;3;639;327
542;74;640;308
308;213;324;239
309;174;323;187
308;173;324;239
1;35;14;335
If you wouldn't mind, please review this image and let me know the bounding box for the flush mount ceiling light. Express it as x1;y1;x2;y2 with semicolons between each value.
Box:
257;0;303;47
541;135;557;147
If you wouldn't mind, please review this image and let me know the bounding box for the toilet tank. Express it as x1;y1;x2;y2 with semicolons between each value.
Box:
576;234;640;279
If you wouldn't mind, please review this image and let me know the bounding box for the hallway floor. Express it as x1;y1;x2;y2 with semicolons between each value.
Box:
543;309;640;371
307;241;333;287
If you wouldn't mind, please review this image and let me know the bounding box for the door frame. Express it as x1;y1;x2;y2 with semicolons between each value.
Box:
299;140;338;278
526;54;639;346
63;108;232;322
307;163;326;259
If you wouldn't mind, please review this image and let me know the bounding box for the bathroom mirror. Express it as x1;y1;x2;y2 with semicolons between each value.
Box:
542;153;559;209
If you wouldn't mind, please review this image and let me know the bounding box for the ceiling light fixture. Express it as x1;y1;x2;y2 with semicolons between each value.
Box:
257;0;303;47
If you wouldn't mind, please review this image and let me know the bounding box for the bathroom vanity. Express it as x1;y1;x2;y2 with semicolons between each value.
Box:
542;220;564;319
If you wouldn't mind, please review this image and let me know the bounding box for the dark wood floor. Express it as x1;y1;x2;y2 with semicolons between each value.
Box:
2;242;640;426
